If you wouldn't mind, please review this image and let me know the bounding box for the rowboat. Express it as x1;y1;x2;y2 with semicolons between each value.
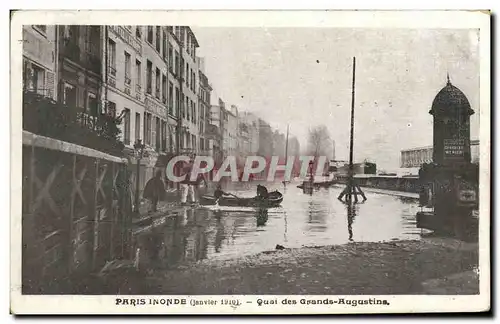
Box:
200;190;284;208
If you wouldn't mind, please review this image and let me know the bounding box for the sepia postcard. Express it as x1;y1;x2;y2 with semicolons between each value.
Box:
10;10;490;315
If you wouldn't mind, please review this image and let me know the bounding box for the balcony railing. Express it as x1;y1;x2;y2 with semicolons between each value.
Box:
23;90;125;157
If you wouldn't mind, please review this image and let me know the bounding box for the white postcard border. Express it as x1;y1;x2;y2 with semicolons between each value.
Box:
10;9;491;314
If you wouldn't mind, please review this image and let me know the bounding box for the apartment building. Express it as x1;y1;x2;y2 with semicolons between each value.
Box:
198;57;213;156
239;111;260;156
22;25;58;100
57;25;102;115
227;105;239;158
105;26;146;149
172;26;199;154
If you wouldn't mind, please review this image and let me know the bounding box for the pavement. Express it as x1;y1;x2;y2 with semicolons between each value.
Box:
122;237;480;295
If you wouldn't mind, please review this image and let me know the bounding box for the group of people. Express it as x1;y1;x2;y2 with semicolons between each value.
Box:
143;156;271;212
143;157;207;212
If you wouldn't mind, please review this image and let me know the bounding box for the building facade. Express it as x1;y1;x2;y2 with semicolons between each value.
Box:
227;105;239;159
401;140;480;168
239;111;260;156
23;25;58;100
257;119;274;158
272;130;286;158
198;58;213;156
57;25;103;116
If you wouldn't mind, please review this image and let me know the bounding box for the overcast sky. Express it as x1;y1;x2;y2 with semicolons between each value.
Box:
193;28;480;170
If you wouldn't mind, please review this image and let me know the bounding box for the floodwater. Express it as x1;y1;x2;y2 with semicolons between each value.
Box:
136;181;422;269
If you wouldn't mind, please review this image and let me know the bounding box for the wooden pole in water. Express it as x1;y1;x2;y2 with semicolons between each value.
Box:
283;124;290;186
338;57;366;203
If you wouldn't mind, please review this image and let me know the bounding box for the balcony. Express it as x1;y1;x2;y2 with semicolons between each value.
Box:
23;90;125;157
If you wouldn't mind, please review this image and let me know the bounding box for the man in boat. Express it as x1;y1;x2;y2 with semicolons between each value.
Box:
214;184;230;200
256;184;269;200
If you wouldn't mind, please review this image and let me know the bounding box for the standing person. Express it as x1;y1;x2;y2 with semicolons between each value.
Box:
181;158;196;205
143;170;166;212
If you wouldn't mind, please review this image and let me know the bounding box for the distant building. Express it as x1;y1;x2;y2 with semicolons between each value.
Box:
257;119;273;158
239;111;260;155
400;140;479;168
334;162;377;175
272;130;286;158
227;105;239;159
288;136;300;157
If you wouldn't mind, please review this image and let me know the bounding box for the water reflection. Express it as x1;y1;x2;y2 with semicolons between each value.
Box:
346;203;359;242
137;183;422;269
256;208;269;227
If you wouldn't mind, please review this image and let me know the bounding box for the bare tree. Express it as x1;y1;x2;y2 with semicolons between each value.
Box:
307;125;332;157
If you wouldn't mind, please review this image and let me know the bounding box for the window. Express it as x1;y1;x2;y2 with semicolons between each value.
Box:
185;63;189;86
191;70;195;92
24;62;45;96
180;57;184;80
162;74;167;103
147;26;153;44
135;60;142;89
169;82;174;115
108;39;116;76
107;101;116;117
175;87;180;117
174;51;179;76
161;121;167;152
123;108;131;145
184;96;188;119
155;67;160;98
168;43;173;71
124;51;131;86
144;113;152;145
192;100;196;124
186;34;191;54
87;92;98;115
135;112;141;142
136;26;142;39
63;83;77;107
155;26;161;52
33;25;47;34
87;26;100;55
192;134;196;151
155;117;161;151
146;60;152;94
162;31;167;60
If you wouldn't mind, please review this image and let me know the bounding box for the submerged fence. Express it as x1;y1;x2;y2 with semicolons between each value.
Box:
22;131;134;294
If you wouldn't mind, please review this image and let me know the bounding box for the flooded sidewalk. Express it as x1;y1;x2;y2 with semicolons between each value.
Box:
134;238;478;295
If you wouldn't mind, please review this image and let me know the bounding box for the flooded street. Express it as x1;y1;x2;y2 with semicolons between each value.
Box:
136;182;422;269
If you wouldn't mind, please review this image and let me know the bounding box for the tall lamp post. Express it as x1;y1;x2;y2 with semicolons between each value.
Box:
133;139;145;213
